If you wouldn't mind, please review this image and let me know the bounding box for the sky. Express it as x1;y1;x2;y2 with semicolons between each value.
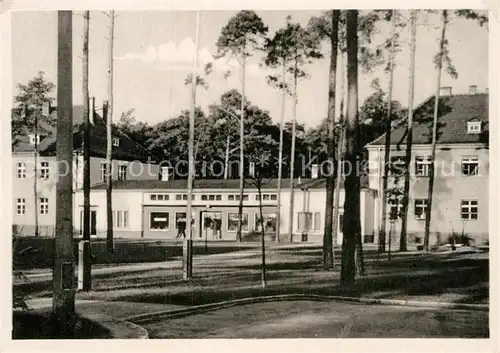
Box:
11;10;489;128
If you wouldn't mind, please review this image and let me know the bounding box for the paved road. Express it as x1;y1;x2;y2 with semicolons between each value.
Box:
141;300;489;338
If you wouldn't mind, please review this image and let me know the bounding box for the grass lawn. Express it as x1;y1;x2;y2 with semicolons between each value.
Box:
15;246;488;310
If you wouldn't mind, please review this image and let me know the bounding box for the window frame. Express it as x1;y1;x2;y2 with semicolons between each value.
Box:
227;212;249;232
118;164;127;181
100;162;107;181
40;161;50;179
39;197;49;215
415;156;431;177
461;156;479;176
17;162;27;179
113;137;120;146
461;200;478;221
149;211;171;231
16;198;26;215
414;199;428;220
254;212;277;233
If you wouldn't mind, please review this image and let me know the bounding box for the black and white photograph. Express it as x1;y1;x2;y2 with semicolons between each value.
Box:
1;0;497;350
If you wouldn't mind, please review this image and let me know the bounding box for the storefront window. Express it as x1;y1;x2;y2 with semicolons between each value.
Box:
255;213;277;233
228;213;248;232
150;212;170;230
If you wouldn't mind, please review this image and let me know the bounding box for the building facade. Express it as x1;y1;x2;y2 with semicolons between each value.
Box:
366;90;489;247
72;178;378;243
12;103;160;236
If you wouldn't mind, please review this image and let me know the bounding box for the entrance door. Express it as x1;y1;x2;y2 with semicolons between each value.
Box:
202;212;222;240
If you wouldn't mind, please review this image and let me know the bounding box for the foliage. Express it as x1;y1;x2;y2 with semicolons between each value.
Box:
264;17;322;85
12;71;56;147
215;10;269;60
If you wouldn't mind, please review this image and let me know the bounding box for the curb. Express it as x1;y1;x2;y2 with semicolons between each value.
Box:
125;293;489;324
79;312;149;339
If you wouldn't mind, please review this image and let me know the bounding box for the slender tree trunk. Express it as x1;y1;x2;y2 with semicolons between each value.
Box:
52;10;75;335
379;10;397;253
399;10;418;252
257;182;267;290
424;10;448;252
323;10;340;269
275;62;286;243
184;10;200;280
332;50;346;267
34;110;39;237
224;135;230;179
341;10;361;285
288;59;298;243
237;52;246;242
82;10;92;290
106;10;115;253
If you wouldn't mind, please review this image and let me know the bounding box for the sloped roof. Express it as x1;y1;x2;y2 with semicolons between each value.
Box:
367;93;488;147
13;105;154;162
90;178;314;191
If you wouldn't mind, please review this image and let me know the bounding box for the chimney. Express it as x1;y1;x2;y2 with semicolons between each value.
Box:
160;166;171;181
439;87;452;96
102;100;109;121
311;164;320;179
469;85;477;94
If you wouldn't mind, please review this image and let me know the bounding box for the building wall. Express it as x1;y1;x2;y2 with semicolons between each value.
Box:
71;187;377;243
367;144;489;245
12;152;159;236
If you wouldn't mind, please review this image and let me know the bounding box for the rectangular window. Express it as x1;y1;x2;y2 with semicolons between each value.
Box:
255;213;277;233
150;212;170;230
228;195;235;201
461;200;478;220
40;197;49;215
100;162;107;181
40;161;49;179
175;194;195;201
388;198;403;220
313;212;321;231
414;199;428;220
228;213;248;232
113;137;120;146
415;156;431;177
113;210;129;228
297;212;313;232
17;162;26;179
16;198;25;215
118;165;127;181
79;210;97;235
462;157;479;176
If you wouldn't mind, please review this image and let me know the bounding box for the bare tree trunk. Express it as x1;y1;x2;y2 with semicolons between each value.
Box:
237;52;246;243
288;60;298;243
341;10;361;285
424;10;448;252
52;10;75;335
106;10;115;253
184;10;200;280
332;50;346;267
34;110;39;237
275;62;286;243
399;10;418;253
323;10;340;269
257;182;267;290
379;10;397;253
224;135;230;179
82;10;92;290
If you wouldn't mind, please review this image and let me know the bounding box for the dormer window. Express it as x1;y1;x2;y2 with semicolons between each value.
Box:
467;121;481;134
113;137;120;146
29;134;40;145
